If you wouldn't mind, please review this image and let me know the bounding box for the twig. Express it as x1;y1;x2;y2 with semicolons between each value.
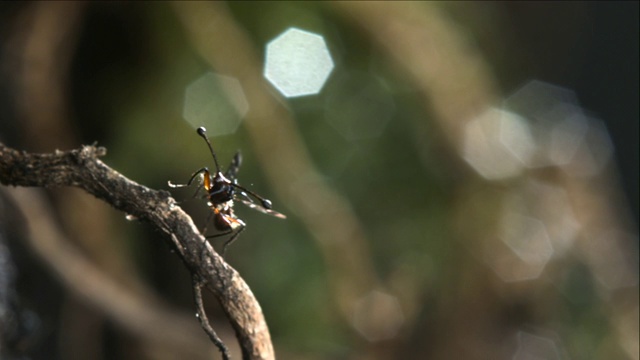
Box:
4;186;218;360
0;142;274;360
193;275;230;360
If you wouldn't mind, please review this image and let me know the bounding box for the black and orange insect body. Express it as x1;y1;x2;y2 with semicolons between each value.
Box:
169;127;285;255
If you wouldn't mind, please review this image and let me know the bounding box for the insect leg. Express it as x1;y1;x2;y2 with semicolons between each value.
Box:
168;167;210;189
221;225;246;257
204;230;233;239
204;229;236;258
201;211;215;236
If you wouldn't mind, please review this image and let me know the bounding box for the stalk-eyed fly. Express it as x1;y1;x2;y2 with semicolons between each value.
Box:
169;127;286;255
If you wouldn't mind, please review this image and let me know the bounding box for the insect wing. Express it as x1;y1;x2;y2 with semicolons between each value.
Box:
225;151;242;181
238;198;287;219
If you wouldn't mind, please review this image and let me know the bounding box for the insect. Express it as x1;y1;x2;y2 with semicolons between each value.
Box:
169;127;286;255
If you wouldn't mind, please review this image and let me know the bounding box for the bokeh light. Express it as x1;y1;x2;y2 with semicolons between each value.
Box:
324;72;395;140
581;229;638;290
559;117;614;178
351;290;404;342
503;80;614;176
484;179;581;282
512;331;562;360
462;107;536;180
499;212;553;280
0;2;636;360
264;27;335;98
183;72;248;136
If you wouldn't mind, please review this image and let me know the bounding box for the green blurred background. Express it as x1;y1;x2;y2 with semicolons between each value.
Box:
0;2;637;360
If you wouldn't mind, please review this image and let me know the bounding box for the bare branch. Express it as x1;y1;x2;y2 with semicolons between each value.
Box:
0;142;274;360
193;275;230;360
4;186;218;359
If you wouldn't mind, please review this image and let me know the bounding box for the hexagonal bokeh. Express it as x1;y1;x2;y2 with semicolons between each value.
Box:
523;180;580;255
547;105;591;166
513;331;562;360
483;179;582;283
462;107;536;180
324;72;395;140
183;72;248;136
485;212;554;283
351;290;404;342
504;80;579;123
560;117;614;177
500;212;553;267
582;230;639;290
503;80;614;177
264;27;334;98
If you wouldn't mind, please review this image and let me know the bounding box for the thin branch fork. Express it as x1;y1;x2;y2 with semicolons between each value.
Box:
0;142;274;360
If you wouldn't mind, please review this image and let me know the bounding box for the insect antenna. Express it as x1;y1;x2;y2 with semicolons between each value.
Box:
196;127;222;173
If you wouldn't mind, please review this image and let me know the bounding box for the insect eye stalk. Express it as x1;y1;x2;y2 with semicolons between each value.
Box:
261;199;273;209
196;127;222;173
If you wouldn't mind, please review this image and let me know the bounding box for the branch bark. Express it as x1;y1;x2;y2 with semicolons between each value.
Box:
0;142;274;360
